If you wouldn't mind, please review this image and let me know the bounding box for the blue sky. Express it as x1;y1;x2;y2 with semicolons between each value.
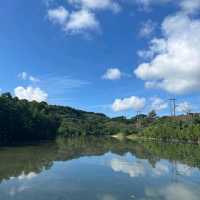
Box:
1;0;200;117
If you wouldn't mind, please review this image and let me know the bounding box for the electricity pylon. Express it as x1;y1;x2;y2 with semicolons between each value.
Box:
169;98;176;116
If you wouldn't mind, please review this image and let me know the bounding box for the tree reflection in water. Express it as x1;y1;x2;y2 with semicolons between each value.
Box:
0;137;200;200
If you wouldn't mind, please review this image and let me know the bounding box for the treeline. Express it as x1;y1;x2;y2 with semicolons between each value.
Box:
1;92;200;144
0;93;59;143
0;93;137;144
141;117;200;143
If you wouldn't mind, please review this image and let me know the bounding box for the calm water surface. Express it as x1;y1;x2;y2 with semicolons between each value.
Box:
0;137;200;200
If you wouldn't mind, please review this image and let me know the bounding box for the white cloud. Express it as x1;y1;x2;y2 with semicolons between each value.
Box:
139;20;156;37
180;0;200;14
153;162;169;176
145;183;200;200
18;172;37;180
102;68;122;80
65;9;99;33
135;0;200;13
48;7;99;34
112;96;146;112
68;0;121;13
109;157;170;178
135;13;200;95
14;86;48;102
47;0;121;35
162;183;200;200
137;38;167;60
177;101;192;113
150;97;168;111
110;158;145;177
47;6;69;25
46;0;200;36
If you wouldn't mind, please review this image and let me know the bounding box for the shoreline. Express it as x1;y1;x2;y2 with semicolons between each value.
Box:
112;133;200;145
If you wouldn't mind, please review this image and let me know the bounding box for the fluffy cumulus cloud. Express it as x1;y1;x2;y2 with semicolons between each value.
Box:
14;86;48;102
68;0;121;12
150;97;168;111
112;96;146;112
177;101;192;113
137;38;167;60
66;9;99;33
48;6;69;25
135;13;200;94
48;7;99;34
180;0;200;14
110;158;145;177
47;0;200;35
109;156;171;178
47;0;120;35
102;68;121;80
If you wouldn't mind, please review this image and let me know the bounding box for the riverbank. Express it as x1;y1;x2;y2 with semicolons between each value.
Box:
1;93;200;145
112;133;200;145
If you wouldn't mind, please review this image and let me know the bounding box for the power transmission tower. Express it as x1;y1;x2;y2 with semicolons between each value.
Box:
169;98;176;117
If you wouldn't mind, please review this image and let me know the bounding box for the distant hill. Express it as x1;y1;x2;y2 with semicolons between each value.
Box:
0;93;136;144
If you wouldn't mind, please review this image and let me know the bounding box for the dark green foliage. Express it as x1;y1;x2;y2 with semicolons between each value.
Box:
141;117;200;142
0;93;137;144
148;110;157;119
1;92;200;144
0;93;60;144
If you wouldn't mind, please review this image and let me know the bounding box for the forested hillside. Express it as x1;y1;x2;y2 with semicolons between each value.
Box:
1;93;200;145
0;93;136;144
141;116;200;142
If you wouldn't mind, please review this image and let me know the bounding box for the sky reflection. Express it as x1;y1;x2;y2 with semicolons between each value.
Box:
0;139;200;200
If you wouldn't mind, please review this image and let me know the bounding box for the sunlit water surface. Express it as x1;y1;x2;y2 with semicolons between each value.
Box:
0;137;200;200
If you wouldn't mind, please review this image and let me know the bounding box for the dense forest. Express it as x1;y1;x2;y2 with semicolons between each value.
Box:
1;92;200;144
0;93;137;144
140;116;200;143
